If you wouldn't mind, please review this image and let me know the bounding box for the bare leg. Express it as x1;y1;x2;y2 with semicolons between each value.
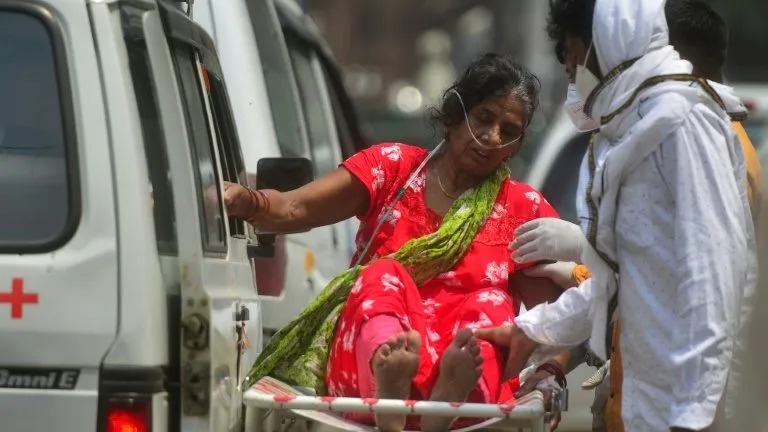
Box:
372;330;421;432
421;328;484;432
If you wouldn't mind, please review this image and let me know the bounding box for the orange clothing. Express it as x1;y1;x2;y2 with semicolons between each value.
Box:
605;322;624;432
571;264;592;285
570;121;761;432
733;121;763;228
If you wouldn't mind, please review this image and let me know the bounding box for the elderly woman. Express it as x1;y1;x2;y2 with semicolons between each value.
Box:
224;54;562;432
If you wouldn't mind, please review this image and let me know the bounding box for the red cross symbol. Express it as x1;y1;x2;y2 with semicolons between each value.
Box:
0;278;38;319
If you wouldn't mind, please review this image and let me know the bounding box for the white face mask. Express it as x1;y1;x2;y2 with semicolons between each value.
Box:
575;42;600;100
564;83;600;131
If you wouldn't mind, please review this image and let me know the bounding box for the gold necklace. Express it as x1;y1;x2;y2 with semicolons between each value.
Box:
437;174;459;200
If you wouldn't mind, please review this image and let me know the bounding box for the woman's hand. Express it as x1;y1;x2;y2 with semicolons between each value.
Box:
474;324;539;381
509;218;589;264
523;261;578;289
221;181;260;220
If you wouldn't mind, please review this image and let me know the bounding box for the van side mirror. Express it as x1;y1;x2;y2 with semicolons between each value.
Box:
255;157;314;191
247;157;314;259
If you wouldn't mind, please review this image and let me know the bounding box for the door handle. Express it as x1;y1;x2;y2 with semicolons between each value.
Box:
235;305;250;322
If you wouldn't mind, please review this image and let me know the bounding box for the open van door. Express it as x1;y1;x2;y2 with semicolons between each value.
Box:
135;3;261;430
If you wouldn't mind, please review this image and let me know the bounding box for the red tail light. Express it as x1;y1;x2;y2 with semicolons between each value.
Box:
106;399;150;432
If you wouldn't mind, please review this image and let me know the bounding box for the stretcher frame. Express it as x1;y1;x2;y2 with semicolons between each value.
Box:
244;377;562;432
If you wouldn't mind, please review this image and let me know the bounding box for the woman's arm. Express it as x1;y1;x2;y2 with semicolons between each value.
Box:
226;167;369;233
508;271;564;310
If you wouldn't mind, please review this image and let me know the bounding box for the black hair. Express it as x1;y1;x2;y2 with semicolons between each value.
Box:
430;53;541;131
546;0;596;63
665;0;728;79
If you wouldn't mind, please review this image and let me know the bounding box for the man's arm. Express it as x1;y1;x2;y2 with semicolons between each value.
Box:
661;119;749;431
562;343;589;373
515;344;587;398
514;276;597;347
476;276;600;379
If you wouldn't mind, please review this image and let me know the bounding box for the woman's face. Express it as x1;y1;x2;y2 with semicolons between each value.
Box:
445;92;526;179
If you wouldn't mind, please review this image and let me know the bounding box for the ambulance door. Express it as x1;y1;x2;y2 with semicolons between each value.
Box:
197;45;266;423
142;4;245;431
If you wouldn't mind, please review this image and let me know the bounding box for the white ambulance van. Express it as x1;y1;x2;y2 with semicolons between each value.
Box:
192;0;368;339
0;0;311;431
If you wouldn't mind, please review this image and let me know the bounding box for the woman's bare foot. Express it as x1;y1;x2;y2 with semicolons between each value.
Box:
372;330;421;432
421;328;484;432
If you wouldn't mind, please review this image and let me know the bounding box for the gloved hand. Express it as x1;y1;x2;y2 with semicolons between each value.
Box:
517;364;564;431
509;218;589;264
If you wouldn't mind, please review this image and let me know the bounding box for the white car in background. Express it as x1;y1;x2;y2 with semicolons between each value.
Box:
523;82;768;431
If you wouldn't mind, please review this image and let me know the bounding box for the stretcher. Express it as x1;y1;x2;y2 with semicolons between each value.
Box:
244;377;564;432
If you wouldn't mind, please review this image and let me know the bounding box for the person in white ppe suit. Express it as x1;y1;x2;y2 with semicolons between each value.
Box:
475;0;758;431
511;1;763;431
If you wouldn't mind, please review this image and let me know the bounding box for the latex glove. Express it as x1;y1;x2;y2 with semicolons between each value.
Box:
518;368;564;431
518;366;559;397
518;363;538;385
510;218;589;264
523;261;578;289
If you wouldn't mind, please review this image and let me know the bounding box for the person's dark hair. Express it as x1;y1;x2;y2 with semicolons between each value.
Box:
546;0;596;63
431;53;541;133
665;0;728;79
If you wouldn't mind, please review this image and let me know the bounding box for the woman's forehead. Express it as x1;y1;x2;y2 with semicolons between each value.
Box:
475;95;525;118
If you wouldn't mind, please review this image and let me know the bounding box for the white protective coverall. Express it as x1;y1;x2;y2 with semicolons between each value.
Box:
513;0;757;430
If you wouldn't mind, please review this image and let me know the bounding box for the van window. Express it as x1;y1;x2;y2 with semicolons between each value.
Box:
205;69;247;237
170;44;227;254
122;5;177;255
540;133;591;223
286;34;336;176
245;0;307;158
0;11;75;250
321;67;356;160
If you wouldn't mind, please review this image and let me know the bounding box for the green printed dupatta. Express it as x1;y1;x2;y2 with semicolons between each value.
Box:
244;165;510;394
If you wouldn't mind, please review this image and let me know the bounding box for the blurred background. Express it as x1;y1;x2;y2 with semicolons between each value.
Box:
305;0;768;175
